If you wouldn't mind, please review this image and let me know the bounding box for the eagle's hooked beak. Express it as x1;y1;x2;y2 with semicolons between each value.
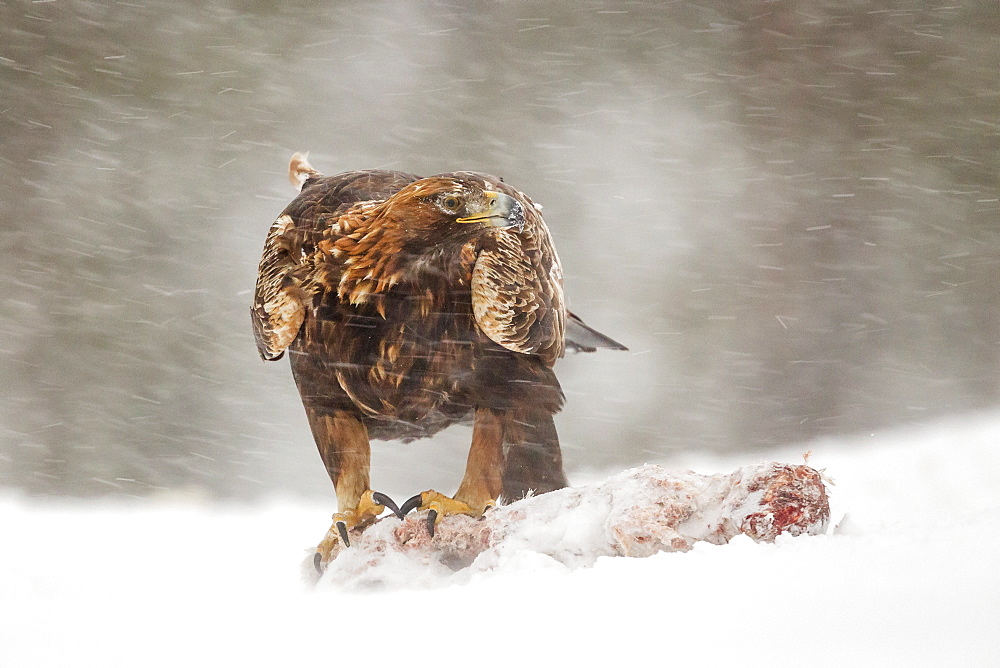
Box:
457;191;525;232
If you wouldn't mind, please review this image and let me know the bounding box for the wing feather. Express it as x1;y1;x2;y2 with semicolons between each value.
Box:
471;203;565;367
251;214;307;360
252;164;421;362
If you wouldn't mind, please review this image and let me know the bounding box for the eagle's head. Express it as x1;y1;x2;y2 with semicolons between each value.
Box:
379;175;527;244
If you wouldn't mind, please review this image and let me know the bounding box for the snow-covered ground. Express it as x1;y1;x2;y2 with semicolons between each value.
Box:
2;412;998;666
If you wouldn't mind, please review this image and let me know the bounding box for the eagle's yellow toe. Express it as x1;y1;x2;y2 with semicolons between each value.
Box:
314;490;400;573
399;489;495;537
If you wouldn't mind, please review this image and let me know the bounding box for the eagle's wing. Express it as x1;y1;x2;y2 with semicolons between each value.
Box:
565;311;629;353
252;212;309;361
471;204;565;367
252;158;420;361
251;153;325;361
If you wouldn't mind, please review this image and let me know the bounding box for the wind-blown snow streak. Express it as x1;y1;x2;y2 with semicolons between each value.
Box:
311;462;829;588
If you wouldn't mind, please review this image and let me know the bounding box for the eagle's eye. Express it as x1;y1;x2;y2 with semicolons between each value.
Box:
439;194;463;212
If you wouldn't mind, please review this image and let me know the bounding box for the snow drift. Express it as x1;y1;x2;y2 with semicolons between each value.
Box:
4;412;1000;666
312;461;830;588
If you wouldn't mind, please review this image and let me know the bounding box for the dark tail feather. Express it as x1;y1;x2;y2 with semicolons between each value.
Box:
566;311;628;353
501;411;568;501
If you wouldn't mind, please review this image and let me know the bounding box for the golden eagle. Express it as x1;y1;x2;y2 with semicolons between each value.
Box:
252;154;625;569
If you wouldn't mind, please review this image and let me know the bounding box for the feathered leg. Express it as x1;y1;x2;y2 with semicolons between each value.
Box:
501;408;568;501
400;407;568;535
309;409;370;511
454;407;505;511
307;409;399;570
399;408;504;534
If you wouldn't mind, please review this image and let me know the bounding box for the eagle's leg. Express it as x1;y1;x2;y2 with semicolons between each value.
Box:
399;408;504;536
500;408;568;501
454;407;505;512
308;410;399;570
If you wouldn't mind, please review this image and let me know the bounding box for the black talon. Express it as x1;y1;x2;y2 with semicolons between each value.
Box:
372;491;403;518
313;552;324;575
399;493;424;517
426;508;437;538
336;520;350;548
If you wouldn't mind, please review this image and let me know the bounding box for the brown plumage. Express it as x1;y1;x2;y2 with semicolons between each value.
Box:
252;154;625;563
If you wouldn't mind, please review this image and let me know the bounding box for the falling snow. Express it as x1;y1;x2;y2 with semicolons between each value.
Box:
2;2;999;664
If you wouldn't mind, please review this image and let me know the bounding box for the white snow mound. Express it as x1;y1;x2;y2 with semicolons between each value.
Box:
312;461;829;589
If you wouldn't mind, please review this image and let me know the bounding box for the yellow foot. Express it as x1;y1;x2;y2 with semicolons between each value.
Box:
398;490;495;538
314;490;401;573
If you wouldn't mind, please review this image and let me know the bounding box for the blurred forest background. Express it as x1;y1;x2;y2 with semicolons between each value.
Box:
2;0;998;500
